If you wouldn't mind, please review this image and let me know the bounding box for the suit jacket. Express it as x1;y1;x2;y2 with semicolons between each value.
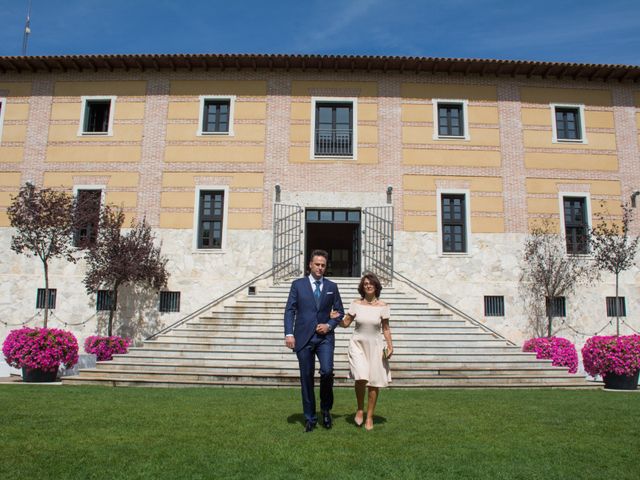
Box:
284;277;344;353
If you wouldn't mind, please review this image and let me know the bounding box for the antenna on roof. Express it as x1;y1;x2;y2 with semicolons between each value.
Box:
21;0;32;56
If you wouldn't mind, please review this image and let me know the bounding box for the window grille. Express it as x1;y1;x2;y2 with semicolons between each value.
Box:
36;288;57;309
545;296;566;317
159;291;181;313
484;296;505;317
606;297;626;317
96;290;113;311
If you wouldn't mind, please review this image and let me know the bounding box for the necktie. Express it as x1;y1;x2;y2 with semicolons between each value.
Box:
314;280;321;308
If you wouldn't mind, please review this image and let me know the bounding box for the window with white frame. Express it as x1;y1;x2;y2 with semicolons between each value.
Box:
438;190;470;254
0;97;6;141
561;195;589;254
198;96;235;135
551;104;586;143
433;99;469;140
311;97;357;159
79;96;115;135
194;186;228;250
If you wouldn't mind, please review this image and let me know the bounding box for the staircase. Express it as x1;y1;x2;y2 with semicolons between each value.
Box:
63;278;596;388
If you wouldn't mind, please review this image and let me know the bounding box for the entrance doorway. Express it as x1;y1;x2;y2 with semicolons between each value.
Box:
305;209;361;277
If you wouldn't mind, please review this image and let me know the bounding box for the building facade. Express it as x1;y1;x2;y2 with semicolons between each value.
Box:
1;54;639;347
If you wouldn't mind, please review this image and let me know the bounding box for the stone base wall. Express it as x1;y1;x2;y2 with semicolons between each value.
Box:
0;228;272;345
395;231;640;348
1;228;637;353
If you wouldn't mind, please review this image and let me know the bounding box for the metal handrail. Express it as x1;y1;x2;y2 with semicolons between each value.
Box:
392;270;516;346
146;267;274;340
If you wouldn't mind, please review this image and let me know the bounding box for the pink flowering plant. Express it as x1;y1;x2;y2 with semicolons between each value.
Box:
84;335;130;361
2;327;79;372
522;336;578;374
582;334;640;378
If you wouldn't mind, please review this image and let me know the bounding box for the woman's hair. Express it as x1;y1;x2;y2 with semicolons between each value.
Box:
358;272;382;299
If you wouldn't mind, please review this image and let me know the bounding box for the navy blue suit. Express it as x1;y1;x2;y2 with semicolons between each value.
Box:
284;276;344;423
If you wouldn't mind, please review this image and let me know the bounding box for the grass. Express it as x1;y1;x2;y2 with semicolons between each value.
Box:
0;386;638;479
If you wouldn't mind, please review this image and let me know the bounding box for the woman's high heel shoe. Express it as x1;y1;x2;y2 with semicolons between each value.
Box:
354;411;364;427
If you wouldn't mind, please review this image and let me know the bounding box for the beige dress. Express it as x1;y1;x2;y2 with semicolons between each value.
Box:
347;300;391;387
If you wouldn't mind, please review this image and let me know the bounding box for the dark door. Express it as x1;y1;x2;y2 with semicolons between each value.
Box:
305;209;361;277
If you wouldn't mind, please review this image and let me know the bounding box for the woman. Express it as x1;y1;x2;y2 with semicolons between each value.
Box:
338;272;393;430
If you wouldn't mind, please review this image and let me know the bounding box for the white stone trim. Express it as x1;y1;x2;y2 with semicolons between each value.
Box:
310;96;358;160
197;95;236;136
550;103;587;144
558;191;592;254
192;185;230;253
436;188;472;256
0;97;6;142
432;99;470;141
78;96;116;136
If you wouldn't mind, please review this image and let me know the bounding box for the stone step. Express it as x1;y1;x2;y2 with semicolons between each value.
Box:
158;328;502;348
192;314;460;323
222;305;442;314
174;325;481;335
98;352;556;372
97;361;574;376
69;368;587;384
143;342;516;353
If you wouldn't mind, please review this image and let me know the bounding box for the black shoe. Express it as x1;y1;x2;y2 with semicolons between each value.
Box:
304;420;316;432
322;411;332;429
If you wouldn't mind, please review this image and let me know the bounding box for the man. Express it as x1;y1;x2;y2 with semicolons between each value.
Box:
284;249;344;432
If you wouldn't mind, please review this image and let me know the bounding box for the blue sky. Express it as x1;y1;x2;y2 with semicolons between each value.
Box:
0;0;639;65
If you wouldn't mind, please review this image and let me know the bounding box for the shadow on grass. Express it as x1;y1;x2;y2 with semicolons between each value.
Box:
287;412;388;427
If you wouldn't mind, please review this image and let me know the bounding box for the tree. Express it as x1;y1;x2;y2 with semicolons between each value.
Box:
7;183;76;327
589;202;640;336
83;205;169;336
519;219;595;338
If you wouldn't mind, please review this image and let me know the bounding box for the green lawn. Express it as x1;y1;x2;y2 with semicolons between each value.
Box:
0;386;637;479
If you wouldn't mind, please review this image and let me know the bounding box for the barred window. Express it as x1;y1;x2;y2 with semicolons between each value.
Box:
545;296;566;318
484;296;505;317
96;290;113;311
36;288;57;309
606;297;626;317
159;291;181;313
314;102;353;156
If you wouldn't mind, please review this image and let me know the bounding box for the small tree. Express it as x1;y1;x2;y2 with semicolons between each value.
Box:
519;219;595;338
84;205;169;336
7;183;76;327
589;202;640;336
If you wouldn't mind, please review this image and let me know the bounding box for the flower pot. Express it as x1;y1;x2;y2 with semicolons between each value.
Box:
603;371;639;391
22;366;58;383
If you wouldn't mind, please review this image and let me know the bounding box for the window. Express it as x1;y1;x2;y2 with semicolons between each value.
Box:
0;97;6;141
433;99;469;140
36;288;57;309
552;104;585;143
197;189;225;249
312;98;357;158
563;196;588;254
96;290;113;311
159;291;181;313
441;193;467;253
546;296;566;318
198;96;235;135
484;296;505;317
74;189;102;248
606;297;626;317
79;96;115;135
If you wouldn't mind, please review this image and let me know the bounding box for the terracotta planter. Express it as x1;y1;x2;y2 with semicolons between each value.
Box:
22;366;58;383
603;371;639;391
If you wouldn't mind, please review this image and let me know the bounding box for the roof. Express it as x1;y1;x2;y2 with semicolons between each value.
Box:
0;53;639;83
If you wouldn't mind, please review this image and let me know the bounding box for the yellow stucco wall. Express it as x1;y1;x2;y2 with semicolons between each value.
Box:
402;174;504;233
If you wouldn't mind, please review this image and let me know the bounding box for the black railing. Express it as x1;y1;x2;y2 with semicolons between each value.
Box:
315;129;353;156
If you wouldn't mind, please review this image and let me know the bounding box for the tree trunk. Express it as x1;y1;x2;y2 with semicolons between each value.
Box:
43;261;49;328
615;273;620;337
547;314;552;338
108;284;119;336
